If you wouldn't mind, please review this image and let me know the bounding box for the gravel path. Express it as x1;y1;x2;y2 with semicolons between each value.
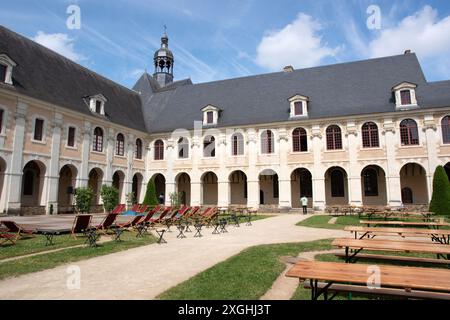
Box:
0;214;346;300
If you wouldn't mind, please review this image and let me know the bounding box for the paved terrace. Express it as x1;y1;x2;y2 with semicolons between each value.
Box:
0;214;346;300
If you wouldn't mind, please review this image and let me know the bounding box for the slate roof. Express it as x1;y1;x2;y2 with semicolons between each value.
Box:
0;26;147;132
139;53;450;134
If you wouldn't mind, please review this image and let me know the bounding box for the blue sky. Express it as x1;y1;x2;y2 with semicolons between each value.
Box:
2;0;450;88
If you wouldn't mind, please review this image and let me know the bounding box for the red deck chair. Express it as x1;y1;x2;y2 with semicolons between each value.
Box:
115;215;144;230
172;206;189;222
129;204;141;213
1;221;35;240
71;215;93;239
0;232;16;245
112;204;126;214
95;213;119;234
136;205;149;214
149;206;171;225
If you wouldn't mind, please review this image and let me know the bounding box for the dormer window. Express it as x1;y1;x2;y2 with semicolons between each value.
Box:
288;95;309;118
0;53;17;85
201;105;220;126
88;94;107;116
392;82;418;109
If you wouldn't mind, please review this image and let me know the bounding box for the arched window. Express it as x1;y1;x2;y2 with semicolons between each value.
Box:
154;140;164;160
442;116;450;144
135;139;143;159
231;133;244;156
178;137;189;159
326;125;342;150
22;170;34;196
400;119;419;146
362;168;378;196
292;128;307;152
330;169;345;197
361;122;379;148
93;127;103;152
116;133;125;156
261;130;274;154
401;187;413;204
203;136;216;157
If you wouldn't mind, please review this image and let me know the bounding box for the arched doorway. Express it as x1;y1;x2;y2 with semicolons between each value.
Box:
112;171;125;204
361;165;387;206
202;172;218;205
132;173;143;204
259;169;279;205
291;168;313;208
176;173;191;206
88;168;103;205
58;165;77;212
229;170;247;205
21;160;46;207
0;157;6;213
400;163;428;204
324;167;349;206
152;174;166;202
445;163;450;182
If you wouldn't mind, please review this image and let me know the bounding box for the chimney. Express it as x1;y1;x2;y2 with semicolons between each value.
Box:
404;49;411;54
283;65;294;73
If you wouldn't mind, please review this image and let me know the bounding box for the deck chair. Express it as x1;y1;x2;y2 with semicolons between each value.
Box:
115;215;144;230
0;232;17;245
71;215;93;239
136;204;149;214
112;204;126;214
1;221;35;240
149;207;171;226
95;213;119;234
129;204;141;212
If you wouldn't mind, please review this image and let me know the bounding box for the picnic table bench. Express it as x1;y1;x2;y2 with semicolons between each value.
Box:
345;226;450;244
360;220;450;229
362;211;436;221
332;238;450;264
286;261;450;300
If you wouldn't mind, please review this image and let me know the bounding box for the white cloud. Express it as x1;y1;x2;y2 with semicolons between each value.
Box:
369;5;450;59
255;13;341;71
33;31;84;62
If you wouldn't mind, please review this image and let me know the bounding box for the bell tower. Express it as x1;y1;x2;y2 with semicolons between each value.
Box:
153;27;174;87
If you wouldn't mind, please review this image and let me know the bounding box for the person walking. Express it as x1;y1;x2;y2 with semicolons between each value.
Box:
158;193;165;205
300;195;308;215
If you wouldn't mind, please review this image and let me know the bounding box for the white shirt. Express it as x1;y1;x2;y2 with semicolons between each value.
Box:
300;197;308;206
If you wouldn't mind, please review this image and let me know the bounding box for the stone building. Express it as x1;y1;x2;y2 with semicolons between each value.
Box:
0;25;450;214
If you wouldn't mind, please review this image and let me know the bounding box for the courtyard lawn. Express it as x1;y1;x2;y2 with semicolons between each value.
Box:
0;234;85;260
157;239;333;300
0;231;156;280
296;215;361;230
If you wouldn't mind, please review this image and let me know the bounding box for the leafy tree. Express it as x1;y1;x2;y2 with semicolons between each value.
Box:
170;192;181;207
429;166;450;216
74;187;94;214
143;178;158;206
100;185;120;213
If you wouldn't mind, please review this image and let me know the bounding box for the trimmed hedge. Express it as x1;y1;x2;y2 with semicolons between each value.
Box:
429;165;450;216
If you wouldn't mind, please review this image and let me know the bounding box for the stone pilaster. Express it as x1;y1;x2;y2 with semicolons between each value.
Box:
45;112;63;214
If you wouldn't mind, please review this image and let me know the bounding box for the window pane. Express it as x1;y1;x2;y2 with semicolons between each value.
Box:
207;111;213;124
331;170;345;197
95;101;102;113
442;117;450;144
400;119;419;146
68;127;76;147
294;102;303;115
34;119;44;141
363;169;379;196
327;126;342;150
154;140;164;160
362;122;379;148
0;64;6;82
400;90;412;105
135;139;142;159
0;109;3;133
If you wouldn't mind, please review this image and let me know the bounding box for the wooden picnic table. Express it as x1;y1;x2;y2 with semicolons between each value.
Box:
345;226;450;244
360;220;450;229
363;211;435;221
332;238;450;263
286;261;450;300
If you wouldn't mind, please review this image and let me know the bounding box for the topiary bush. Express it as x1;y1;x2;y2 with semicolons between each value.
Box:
100;185;120;213
143;178;158;206
74;187;94;214
429;165;450;216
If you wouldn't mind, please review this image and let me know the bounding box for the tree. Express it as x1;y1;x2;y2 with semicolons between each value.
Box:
429;166;450;216
74;187;94;214
100;185;119;213
143;178;158;206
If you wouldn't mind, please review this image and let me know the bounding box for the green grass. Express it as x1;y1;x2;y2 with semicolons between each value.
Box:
0;231;156;280
0;234;85;260
157;239;333;300
296;215;361;230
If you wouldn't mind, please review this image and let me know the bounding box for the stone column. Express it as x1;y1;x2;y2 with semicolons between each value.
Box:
383;119;402;207
190;134;202;206
124;133;135;205
423;115;438;201
346;122;363;207
165;138;175;206
6;101;27;214
246;129;259;209
78;121;91;188
217;133;230;208
45;112;63;214
104;128;115;186
278;128;291;211
311;125;326;210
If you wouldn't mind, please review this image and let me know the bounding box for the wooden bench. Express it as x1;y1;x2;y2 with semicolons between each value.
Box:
332;238;450;263
335;252;450;266
345;226;450;244
360;220;450;229
286;261;450;300
303;281;450;300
